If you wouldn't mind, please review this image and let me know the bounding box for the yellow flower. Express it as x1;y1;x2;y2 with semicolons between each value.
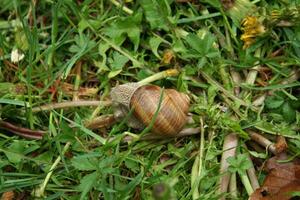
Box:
241;16;265;49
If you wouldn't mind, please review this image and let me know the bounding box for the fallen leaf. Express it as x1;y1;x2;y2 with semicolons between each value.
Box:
161;49;175;65
1;191;15;200
249;155;300;200
275;136;288;155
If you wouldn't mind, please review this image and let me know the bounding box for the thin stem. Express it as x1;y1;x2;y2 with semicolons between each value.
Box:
0;120;45;139
243;144;260;191
248;130;276;154
109;0;133;15
33;142;71;197
31;100;112;112
229;173;238;198
218;66;241;198
138;69;179;85
200;71;253;108
97;34;142;66
240;172;254;195
230;69;242;96
245;49;261;85
84;114;116;129
72;61;82;101
191;155;200;199
140;128;199;140
246;155;260;190
195;118;205;199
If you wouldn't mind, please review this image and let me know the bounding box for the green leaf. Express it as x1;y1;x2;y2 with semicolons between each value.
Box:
184;65;198;76
71;155;98;171
108;52;129;78
282;102;296;123
4;141;31;163
104;13;142;50
109;52;129;70
265;96;285;109
227;154;252;175
248;150;267;159
78;172;98;200
0;98;29;107
183;33;220;59
62;34;96;79
119;171;143;198
124;159;139;173
15;27;29;51
149;36;164;58
140;0;169;30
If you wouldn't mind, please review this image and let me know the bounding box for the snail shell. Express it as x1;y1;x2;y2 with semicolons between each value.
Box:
111;83;190;136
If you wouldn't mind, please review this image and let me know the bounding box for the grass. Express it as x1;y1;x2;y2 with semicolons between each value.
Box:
0;0;300;199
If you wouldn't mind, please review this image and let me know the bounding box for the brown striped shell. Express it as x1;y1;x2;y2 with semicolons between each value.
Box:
111;83;190;136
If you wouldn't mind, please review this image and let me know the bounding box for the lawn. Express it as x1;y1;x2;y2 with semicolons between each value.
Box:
0;0;300;199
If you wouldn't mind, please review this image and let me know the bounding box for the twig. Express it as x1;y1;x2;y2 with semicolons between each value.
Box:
248;130;276;154
0;120;45;139
31;100;112;112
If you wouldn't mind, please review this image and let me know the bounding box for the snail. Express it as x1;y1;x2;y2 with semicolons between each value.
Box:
110;82;190;136
13;69;198;140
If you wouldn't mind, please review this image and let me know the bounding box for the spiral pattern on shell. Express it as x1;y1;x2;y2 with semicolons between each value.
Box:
130;85;190;136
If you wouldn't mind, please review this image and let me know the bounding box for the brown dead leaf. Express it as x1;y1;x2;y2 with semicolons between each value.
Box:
275;136;288;155
161;50;175;65
249;156;300;200
220;0;235;10
1;191;14;200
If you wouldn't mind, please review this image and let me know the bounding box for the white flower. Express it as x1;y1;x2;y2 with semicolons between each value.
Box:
11;48;25;63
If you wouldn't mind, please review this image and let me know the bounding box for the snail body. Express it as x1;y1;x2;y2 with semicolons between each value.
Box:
111;83;190;136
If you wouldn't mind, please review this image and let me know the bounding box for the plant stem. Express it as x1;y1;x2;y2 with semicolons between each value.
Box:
73;61;82;101
0;120;45;139
229;173;238;198
84;114;116;129
248;130;276;154
140;128;200;140
246;49;261;85
240;172;254;195
230;69;242;95
245;153;260;190
138;69;179;85
196;118;205;199
33;142;71;197
200;71;252;108
109;0;133;15
191;155;200;199
31;100;112;112
219;133;238;199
